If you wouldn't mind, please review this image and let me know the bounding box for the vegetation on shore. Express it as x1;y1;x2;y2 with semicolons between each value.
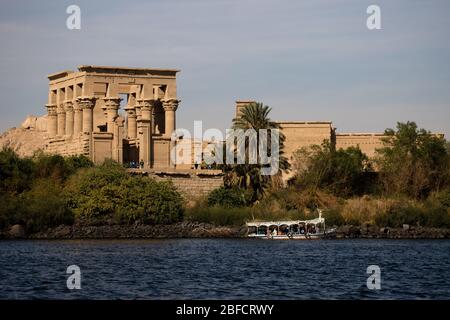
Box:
188;105;450;229
0;150;184;233
1;102;450;234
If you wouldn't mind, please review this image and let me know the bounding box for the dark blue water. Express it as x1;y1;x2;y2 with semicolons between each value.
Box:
0;239;449;299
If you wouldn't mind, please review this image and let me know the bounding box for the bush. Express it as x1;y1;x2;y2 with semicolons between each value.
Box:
207;187;250;208
375;203;425;228
20;179;74;233
376;122;450;199
423;205;450;228
0;193;27;229
66;163;184;224
65;154;94;173
374;199;450;228
0;147;35;194
114;177;184;224
291;142;373;198
322;208;345;226
0;179;74;233
431;188;450;208
32;153;68;181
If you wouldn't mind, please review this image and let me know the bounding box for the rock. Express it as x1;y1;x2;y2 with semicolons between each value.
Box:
379;227;390;234
52;225;72;238
403;224;410;231
0;125;47;157
8;224;26;238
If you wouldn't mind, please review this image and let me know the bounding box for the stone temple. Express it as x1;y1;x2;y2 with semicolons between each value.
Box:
17;65;438;174
45;65;180;169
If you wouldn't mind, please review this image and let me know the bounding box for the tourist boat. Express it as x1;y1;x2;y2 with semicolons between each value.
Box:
246;210;336;240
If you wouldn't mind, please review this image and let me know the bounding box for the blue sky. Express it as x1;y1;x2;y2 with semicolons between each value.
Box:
0;0;449;136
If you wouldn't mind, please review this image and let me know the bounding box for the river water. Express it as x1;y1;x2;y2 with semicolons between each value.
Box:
0;239;449;299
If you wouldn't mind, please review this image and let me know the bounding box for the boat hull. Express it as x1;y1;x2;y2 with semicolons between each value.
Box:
248;229;336;240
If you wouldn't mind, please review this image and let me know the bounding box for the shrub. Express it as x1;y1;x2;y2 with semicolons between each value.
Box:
375;203;425;228
207;187;249;208
114;177;184;224
259;187;340;216
376;122;450;199
13;179;74;233
0;193;27;229
423;205;450;228
65;154;94;174
66;163;184;224
32;152;68;181
322;208;345;226
0;147;35;194
431;188;450;208
291;142;373;198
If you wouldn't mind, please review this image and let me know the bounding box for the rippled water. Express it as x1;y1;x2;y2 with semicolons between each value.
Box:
0;239;449;299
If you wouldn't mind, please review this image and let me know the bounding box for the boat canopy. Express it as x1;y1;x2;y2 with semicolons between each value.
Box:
246;218;324;228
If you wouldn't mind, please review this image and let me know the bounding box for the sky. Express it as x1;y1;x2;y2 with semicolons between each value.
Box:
0;0;449;136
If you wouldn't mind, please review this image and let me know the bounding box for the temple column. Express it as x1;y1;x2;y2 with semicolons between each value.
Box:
56;105;66;136
138;99;154;168
64;100;74;136
73;100;83;135
78;96;96;133
113;117;125;163
162;99;179;138
45;104;57;137
125;106;137;139
103;97;121;133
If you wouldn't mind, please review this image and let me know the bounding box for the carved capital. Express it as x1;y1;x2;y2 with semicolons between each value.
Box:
77;96;96;110
138;98;156;111
124;106;137;117
73;101;82;112
162;99;180;112
45;104;57;116
102;96;122;110
63;100;74;112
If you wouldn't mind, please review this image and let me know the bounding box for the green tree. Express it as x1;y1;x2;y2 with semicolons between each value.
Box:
376;121;450;198
207;186;250;208
225;102;289;202
32;152;68;181
292;141;372;197
0;147;35;194
65;161;184;224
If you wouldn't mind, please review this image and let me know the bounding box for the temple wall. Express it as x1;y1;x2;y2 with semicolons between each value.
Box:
91;132;113;164
279;121;333;163
335;133;386;158
129;169;224;199
46;133;90;157
152;138;171;168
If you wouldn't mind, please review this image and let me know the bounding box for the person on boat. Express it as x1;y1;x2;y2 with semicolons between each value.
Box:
272;228;278;236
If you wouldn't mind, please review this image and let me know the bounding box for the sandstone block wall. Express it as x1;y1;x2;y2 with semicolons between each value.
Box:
335;133;385;158
279;121;334;162
128;169;224;199
46;133;90;157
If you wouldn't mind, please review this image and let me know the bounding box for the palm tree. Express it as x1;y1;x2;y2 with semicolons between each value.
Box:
224;102;289;201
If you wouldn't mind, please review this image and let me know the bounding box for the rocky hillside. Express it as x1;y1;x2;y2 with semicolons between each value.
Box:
0;115;48;157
